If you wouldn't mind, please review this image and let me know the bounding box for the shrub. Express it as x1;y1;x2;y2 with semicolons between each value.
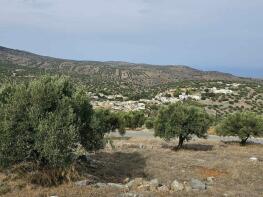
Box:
0;76;117;168
145;117;155;129
154;103;211;150
91;109;125;136
118;111;145;129
216;112;263;145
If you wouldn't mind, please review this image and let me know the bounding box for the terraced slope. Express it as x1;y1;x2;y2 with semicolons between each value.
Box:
0;46;244;87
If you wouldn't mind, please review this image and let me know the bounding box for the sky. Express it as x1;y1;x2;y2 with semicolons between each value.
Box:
0;0;263;78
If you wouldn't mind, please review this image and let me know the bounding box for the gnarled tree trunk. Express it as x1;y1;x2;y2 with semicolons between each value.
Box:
240;135;249;146
172;135;185;151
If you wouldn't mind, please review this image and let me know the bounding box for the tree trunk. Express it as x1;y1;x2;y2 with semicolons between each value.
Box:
240;136;249;146
172;135;185;151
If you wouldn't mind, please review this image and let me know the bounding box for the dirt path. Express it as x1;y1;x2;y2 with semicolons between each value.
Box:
109;129;263;145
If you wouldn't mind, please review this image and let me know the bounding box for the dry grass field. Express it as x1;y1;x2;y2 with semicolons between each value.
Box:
0;136;262;197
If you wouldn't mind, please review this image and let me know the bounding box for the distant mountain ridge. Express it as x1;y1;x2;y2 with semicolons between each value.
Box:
0;46;255;86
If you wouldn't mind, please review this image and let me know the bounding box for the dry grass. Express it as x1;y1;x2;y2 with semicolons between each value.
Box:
1;137;263;197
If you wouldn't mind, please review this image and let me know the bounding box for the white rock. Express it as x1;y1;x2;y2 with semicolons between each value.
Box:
206;176;215;185
108;183;128;190
171;180;184;191
249;157;258;161
123;177;130;184
94;183;107;188
149;178;159;188
75;180;88;186
126;180;135;188
158;185;170;192
190;179;206;190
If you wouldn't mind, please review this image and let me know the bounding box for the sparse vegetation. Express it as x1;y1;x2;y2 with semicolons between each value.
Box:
0;47;263;196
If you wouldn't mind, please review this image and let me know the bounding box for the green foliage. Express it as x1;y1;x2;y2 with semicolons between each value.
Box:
91;109;125;136
216;112;263;145
154;103;211;150
118;111;145;129
0;76;109;168
145;117;155;129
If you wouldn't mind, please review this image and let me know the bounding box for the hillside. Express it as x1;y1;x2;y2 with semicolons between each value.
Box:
0;46;244;86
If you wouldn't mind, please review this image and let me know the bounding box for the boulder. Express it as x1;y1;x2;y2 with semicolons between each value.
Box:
126;178;143;189
108;183;128;190
94;183;107;188
149;178;159;188
126;180;135;189
75;180;89;186
190;179;206;190
158;185;170;192
123;177;130;184
171;180;184;191
183;181;192;192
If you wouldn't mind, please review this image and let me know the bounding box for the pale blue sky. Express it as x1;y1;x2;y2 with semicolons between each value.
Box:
0;0;263;77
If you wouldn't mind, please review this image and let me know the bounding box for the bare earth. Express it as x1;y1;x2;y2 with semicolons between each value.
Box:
1;130;263;197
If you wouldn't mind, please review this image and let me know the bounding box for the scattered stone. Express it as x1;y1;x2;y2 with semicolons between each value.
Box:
94;183;108;188
249;157;258;161
171;180;184;191
190;179;206;190
149;178;159;188
133;178;143;187
158;185;170;192
108;183;128;190
206;176;215;185
118;193;144;197
183;181;192;192
75;180;89;186
139;144;145;149
137;184;150;191
123;177;130;184
126;180;135;189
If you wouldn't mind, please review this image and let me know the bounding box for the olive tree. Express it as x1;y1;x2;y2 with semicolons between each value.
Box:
216;112;263;145
154;103;211;150
0;76;120;168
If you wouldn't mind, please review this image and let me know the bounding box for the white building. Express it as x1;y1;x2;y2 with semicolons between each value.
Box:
211;87;233;94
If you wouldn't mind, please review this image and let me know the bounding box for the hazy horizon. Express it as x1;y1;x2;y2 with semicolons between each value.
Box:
1;0;263;78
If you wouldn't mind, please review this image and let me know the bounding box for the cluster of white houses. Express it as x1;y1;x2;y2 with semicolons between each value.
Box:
90;84;235;111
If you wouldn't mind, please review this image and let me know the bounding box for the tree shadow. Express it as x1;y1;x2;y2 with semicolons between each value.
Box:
182;143;214;151
161;143;213;151
222;140;263;146
84;151;146;183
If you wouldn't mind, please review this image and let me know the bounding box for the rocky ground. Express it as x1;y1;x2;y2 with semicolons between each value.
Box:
1;130;263;197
